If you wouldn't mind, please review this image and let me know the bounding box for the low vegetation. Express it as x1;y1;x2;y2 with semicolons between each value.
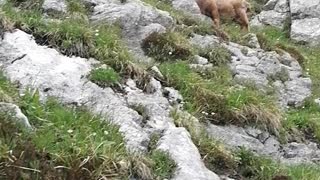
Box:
0;78;176;179
1;0;320;179
89;67;120;88
0;0;176;179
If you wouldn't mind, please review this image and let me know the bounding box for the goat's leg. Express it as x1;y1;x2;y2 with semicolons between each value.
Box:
235;8;249;32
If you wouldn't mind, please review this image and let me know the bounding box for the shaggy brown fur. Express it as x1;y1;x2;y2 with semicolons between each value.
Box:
196;0;250;32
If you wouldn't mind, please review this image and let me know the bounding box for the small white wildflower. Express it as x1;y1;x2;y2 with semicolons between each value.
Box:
306;68;310;71
95;33;99;36
104;131;109;135
95;29;99;32
67;129;73;134
211;112;215;115
201;111;206;114
92;132;97;136
168;51;172;55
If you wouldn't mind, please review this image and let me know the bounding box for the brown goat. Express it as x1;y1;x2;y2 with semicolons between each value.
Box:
195;0;250;32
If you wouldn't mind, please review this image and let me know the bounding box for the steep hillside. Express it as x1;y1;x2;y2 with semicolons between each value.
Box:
0;0;320;179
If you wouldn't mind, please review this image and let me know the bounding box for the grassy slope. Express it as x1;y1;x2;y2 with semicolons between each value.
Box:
0;1;176;179
141;0;320;179
1;0;320;179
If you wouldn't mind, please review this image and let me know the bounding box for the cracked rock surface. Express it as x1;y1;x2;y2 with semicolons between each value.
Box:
251;0;320;45
0;29;220;180
189;34;312;108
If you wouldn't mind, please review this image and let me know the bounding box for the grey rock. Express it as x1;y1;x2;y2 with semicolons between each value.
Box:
90;0;174;62
315;98;320;106
264;0;279;10
0;30;149;152
254;10;289;28
0;102;32;130
290;0;320;19
250;0;290;28
206;124;320;165
189;34;220;49
193;55;209;65
242;33;261;49
42;0;67;14
189;63;214;72
145;77;162;94
282;142;320;164
163;87;183;106
125;89;220;178
252;0;320;45
291;18;320;45
190;34;311;108
158;127;220;180
150;66;164;79
0;30;220;179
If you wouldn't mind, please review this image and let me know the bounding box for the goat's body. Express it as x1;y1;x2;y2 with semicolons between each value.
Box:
196;0;250;32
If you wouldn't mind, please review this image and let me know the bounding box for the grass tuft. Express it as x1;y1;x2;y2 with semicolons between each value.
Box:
89;67;120;88
141;31;194;62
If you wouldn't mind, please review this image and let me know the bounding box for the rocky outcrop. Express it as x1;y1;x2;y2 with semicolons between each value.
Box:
189;34;312;108
290;0;320;45
206;124;320;165
0;102;32;130
89;0;174;62
251;0;320;45
0;29;220;180
251;0;290;28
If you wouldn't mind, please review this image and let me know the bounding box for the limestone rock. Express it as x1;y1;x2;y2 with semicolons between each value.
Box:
42;0;67;15
190;34;312;108
89;0;173;62
158;127;220;180
0;102;32;130
0;29;149;152
291;18;320;45
206;124;320;165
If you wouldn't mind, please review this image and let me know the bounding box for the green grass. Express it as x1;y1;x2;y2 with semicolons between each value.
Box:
237;148;320;180
160;61;282;135
141;31;194;62
242;26;320;141
1;1;135;73
197;45;231;66
89;67;120;87
0;87;176;179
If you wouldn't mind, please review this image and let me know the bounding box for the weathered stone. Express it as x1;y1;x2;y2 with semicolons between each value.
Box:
42;0;67;15
163;87;183;106
0;30;149;152
90;0;174;62
0;102;32;130
290;0;320;19
193;55;209;65
206;123;320;165
145;77;162;94
158;127;220;180
242;33;261;49
315;98;320;106
0;30;220;179
190;34;311;108
291;18;320;45
150;66;164;79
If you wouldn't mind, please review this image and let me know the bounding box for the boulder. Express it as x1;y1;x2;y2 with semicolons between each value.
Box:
89;0;174;61
42;0;67;15
0;102;32;130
